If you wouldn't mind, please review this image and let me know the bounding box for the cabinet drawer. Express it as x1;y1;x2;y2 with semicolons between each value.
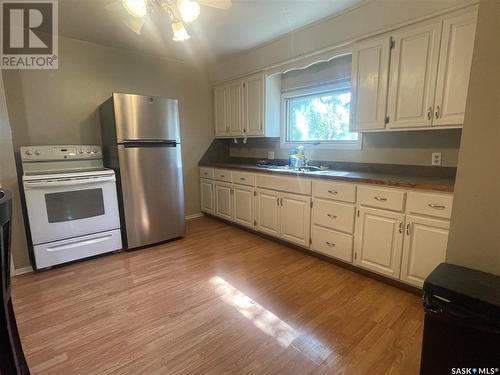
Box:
214;169;232;182
312;181;356;203
312;199;355;234
232;171;255;187
406;191;453;219
199;167;214;180
311;226;353;263
358;186;406;212
256;174;311;195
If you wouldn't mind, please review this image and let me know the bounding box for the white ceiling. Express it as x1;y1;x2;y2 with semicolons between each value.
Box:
58;0;365;63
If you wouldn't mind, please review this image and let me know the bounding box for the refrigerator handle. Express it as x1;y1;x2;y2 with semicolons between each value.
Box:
122;140;178;148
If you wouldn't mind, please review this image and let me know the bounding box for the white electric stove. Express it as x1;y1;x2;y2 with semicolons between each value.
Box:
21;145;122;269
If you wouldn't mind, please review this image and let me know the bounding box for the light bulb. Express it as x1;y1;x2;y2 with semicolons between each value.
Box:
178;0;200;23
122;0;147;17
172;21;191;41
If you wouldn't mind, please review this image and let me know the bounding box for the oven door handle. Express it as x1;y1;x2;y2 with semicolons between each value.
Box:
24;176;115;189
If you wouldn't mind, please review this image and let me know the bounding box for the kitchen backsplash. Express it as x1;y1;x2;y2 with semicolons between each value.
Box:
228;129;462;167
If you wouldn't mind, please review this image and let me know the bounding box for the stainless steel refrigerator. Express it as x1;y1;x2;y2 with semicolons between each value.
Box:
100;93;185;249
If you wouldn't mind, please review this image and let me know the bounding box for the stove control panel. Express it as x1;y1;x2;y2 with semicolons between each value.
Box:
21;145;102;161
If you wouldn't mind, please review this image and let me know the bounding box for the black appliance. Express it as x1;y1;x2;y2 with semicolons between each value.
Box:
0;190;30;374
420;263;500;375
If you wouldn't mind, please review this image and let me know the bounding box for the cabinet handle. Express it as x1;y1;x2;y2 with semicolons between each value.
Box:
328;190;338;195
435;105;440;119
326;242;336;247
427;107;432;120
399;221;403;234
243;128;246;133
374;196;387;202
280;198;283;206
277;197;280;206
220;175;225;178
406;223;411;236
428;203;446;210
327;213;337;219
240;177;246;181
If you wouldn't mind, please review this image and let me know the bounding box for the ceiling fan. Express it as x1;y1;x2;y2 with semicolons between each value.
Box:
107;0;232;41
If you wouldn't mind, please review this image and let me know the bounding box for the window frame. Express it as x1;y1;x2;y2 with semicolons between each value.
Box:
280;81;362;150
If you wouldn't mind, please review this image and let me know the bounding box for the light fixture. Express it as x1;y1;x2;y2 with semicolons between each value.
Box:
172;20;191;41
122;0;147;17
178;0;200;23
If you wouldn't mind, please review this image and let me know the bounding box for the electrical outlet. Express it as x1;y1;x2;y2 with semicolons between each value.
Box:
432;152;442;166
267;151;275;160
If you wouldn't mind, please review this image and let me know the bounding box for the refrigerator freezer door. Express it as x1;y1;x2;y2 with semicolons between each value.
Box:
113;93;180;143
117;144;185;248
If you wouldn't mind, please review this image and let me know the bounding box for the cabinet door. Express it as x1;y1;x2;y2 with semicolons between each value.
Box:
215;183;233;221
387;22;442;129
243;73;265;136
350;37;391;131
200;179;215;214
255;189;280;237
214;86;228;136
233;185;254;228
228;82;243;136
354;207;405;279
280;193;311;247
433;12;477;127
401;215;449;288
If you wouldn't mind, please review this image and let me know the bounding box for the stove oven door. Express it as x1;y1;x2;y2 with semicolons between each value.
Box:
23;174;121;244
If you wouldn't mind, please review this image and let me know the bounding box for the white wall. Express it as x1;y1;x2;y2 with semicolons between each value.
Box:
0;71;29;270
210;0;475;83
3;36;214;268
446;0;500;276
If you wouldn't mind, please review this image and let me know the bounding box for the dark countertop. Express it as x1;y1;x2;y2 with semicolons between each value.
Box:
199;161;455;193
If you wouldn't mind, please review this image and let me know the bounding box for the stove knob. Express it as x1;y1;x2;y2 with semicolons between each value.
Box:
25;150;33;156
78;149;84;154
35;150;41;155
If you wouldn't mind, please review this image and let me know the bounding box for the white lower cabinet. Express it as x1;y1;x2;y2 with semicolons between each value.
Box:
215;183;233;220
200;179;215;214
311;226;353;262
355;207;405;279
202;169;453;289
280;193;311;247
400;215;449;287
255;189;280;237
255;189;311;247
233;185;254;228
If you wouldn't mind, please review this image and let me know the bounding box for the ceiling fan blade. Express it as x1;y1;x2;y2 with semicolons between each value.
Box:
105;0;146;35
123;16;146;35
197;0;232;10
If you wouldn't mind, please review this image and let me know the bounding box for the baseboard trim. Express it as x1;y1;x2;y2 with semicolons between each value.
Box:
13;266;33;276
185;213;204;220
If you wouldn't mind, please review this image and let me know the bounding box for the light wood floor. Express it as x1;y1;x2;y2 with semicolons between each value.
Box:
12;216;424;375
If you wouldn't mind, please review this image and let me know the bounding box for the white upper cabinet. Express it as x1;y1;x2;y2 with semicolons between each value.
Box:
433;12;477;127
213;73;280;138
243;73;265;136
214;86;228;136
228;82;243;136
350;36;391;131
350;7;477;131
387;22;442;129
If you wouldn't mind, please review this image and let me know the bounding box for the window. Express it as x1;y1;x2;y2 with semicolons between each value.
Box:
282;84;361;150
